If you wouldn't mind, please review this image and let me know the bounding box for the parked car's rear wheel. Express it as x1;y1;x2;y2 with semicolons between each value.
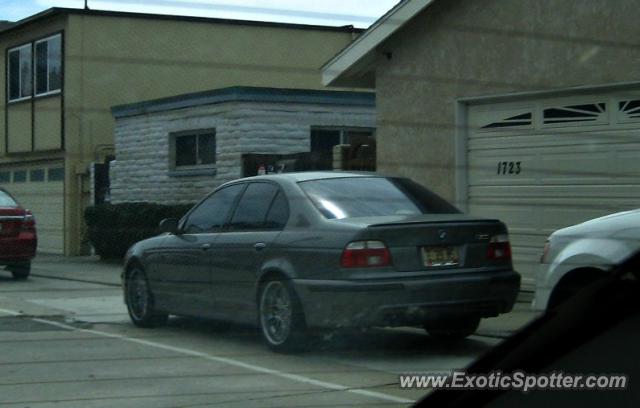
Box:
9;262;31;280
259;279;306;352
125;266;168;328
424;316;480;341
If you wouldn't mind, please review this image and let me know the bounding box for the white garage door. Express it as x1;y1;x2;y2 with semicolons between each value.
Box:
0;164;64;254
466;91;640;289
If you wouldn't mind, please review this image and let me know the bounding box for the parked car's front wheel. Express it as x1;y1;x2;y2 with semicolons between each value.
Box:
424;316;480;341
125;266;168;328
259;278;307;352
9;262;31;280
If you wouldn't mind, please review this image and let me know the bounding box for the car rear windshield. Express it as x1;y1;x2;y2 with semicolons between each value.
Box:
299;177;460;219
0;190;18;207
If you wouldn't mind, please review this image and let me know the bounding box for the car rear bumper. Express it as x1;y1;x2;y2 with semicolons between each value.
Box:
0;233;37;264
294;269;521;328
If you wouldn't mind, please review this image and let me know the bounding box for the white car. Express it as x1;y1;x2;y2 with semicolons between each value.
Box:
534;209;640;311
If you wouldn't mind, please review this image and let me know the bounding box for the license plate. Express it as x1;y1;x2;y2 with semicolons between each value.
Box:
422;246;459;267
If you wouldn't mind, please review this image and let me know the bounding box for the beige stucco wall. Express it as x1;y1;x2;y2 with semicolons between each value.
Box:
34;97;63;150
374;0;640;201
6;104;31;152
63;14;359;161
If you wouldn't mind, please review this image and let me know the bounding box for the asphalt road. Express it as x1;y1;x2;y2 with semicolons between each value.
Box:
0;264;532;408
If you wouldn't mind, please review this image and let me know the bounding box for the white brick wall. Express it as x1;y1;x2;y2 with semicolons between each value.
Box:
111;101;375;204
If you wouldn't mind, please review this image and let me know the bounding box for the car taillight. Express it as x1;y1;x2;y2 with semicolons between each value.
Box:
487;234;511;261
341;240;391;268
21;211;36;233
540;240;550;264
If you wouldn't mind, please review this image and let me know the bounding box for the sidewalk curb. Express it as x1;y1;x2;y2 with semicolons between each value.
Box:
31;273;121;288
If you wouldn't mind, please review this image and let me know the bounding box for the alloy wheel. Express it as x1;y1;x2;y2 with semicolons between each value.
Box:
260;280;293;346
127;268;150;321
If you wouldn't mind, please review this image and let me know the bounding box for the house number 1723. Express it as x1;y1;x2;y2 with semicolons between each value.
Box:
497;161;521;175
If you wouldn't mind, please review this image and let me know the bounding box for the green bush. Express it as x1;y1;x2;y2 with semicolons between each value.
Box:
84;202;194;259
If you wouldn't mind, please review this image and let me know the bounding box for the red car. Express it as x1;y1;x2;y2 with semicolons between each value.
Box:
0;188;37;280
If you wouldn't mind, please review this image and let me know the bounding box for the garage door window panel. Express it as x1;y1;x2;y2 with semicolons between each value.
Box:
542;103;607;127
30;169;45;182
618;100;640;123
481;112;533;130
13;171;27;183
48;167;64;182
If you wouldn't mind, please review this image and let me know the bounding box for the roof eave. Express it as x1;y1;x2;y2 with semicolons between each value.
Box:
111;86;375;118
321;0;436;88
0;7;365;37
322;52;377;88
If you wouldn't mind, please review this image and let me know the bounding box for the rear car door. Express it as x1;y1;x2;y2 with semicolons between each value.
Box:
155;183;246;315
210;182;289;317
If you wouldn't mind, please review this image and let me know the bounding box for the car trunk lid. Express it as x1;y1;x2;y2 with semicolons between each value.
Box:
338;214;510;272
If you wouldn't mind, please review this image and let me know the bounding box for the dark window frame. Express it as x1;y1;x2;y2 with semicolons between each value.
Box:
7;43;33;102
170;128;217;171
310;126;376;148
34;33;62;97
6;32;63;104
310;126;376;170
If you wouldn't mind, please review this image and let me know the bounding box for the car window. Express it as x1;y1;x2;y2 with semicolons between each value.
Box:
299;177;460;219
228;182;280;231
182;183;245;234
0;190;18;207
264;190;290;230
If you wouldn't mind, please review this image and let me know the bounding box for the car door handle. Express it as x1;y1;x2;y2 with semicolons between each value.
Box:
254;242;267;251
201;243;211;250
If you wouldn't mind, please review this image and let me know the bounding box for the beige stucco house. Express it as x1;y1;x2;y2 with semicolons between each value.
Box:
0;7;361;255
323;0;640;287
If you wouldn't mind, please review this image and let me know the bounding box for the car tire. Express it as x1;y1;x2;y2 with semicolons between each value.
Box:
424;316;481;341
125;266;168;328
9;262;31;280
258;278;307;352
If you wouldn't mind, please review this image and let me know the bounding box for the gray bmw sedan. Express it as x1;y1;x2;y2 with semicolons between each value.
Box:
123;172;520;351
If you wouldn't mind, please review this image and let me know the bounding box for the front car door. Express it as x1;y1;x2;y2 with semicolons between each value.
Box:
154;183;246;316
210;182;290;321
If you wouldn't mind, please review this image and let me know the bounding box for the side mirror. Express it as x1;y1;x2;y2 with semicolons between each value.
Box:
159;218;180;235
